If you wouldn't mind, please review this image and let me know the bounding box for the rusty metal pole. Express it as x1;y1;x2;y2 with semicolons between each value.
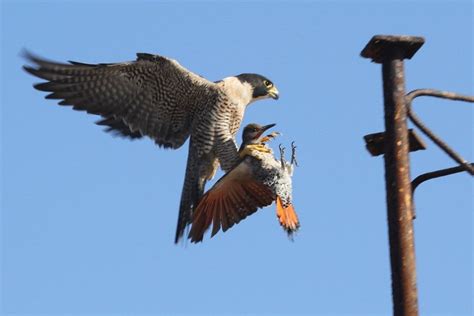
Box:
361;35;425;316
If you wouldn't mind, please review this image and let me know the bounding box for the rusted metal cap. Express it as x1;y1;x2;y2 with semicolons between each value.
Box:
361;35;425;63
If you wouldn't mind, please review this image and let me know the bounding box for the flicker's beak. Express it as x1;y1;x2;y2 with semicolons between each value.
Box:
255;123;276;138
268;86;279;100
261;123;276;133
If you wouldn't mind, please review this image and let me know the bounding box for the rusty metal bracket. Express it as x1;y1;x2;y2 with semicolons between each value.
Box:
364;129;426;157
412;163;474;193
405;89;474;175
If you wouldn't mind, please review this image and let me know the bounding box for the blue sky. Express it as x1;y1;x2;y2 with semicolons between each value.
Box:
1;0;472;315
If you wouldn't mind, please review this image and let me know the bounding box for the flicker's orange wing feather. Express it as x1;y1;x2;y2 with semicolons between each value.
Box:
189;161;274;243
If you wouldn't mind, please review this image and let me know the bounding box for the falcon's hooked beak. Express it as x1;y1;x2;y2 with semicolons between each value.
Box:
268;86;279;100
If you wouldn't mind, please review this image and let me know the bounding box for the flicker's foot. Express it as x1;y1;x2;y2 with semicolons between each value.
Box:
278;144;286;169
239;144;271;159
291;141;298;167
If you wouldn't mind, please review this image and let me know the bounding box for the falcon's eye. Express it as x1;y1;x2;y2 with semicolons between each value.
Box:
264;80;273;88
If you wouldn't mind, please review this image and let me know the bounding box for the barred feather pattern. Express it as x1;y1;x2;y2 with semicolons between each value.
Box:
23;51;221;149
24;51;256;244
174;95;245;243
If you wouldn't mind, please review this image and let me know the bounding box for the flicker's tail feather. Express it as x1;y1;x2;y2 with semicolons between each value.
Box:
276;196;299;237
174;151;206;244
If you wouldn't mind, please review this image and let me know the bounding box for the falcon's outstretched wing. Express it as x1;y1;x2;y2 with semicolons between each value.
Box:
23;51;220;149
189;158;274;243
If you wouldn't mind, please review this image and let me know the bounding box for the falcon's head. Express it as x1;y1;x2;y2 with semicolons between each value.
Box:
236;73;279;101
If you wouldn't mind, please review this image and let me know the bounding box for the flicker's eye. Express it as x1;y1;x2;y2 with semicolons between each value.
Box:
264;80;273;88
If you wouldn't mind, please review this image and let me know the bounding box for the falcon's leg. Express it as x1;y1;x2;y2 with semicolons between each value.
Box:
291;141;298;167
216;138;239;173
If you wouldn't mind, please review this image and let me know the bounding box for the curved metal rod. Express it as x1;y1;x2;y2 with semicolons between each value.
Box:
406;89;474;103
405;89;474;175
412;163;474;193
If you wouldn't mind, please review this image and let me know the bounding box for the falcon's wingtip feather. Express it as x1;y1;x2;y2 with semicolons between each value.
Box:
20;48;37;63
21;49;71;67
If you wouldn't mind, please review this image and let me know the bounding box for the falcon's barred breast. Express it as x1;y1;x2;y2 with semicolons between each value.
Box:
24;51;280;243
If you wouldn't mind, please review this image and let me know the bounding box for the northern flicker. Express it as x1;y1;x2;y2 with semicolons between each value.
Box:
23;52;280;243
189;123;300;243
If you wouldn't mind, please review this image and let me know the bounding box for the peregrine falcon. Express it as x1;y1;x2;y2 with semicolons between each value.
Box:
189;123;299;243
23;51;279;243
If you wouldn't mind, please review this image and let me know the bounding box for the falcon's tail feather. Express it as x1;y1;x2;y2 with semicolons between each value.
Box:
276;196;299;238
175;150;205;244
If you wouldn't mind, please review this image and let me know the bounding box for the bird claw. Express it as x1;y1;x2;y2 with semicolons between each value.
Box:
279;144;286;169
251;144;272;153
239;144;271;159
291;141;298;167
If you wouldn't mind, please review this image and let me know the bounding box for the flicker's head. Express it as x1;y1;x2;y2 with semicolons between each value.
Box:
236;74;279;102
241;123;276;145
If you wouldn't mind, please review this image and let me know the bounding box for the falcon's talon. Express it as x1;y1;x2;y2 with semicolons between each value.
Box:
248;144;271;153
239;144;271;159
